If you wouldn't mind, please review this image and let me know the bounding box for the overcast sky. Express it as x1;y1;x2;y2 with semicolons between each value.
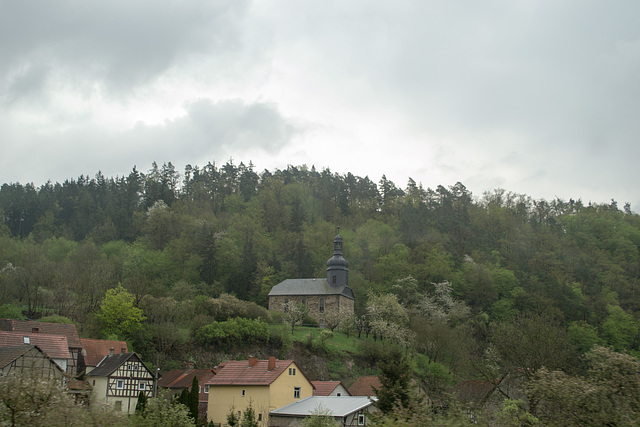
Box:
2;1;639;209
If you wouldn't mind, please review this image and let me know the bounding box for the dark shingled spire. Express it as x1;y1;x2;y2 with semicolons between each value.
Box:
326;229;349;287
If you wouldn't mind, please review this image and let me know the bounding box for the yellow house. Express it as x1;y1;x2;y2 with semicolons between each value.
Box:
206;357;313;426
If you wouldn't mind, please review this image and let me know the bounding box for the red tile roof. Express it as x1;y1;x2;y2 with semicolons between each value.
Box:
80;338;128;367
208;358;297;386
348;376;382;397
0;331;70;359
312;381;347;396
0;319;81;348
159;368;216;389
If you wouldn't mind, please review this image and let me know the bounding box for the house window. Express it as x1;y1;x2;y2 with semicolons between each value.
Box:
116;380;124;389
114;401;122;411
138;381;146;390
204;385;210;393
289;367;296;376
294;387;301;399
23;336;30;344
133;365;138;370
258;414;262;421
242;389;246;396
337;393;341;397
358;414;365;425
199;386;201;393
238;411;241;418
319;298;325;313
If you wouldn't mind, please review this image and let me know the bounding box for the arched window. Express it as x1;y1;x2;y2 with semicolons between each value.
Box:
319;298;325;313
284;298;289;313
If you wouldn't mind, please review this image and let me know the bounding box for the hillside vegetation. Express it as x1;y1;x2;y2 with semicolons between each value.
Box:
2;160;640;422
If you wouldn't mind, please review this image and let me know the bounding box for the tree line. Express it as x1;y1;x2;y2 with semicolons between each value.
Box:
1;160;640;422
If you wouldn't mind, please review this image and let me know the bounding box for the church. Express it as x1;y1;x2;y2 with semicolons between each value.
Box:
268;232;355;326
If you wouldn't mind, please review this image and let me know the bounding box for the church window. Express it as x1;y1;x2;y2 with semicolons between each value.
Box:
319;298;325;313
284;298;289;312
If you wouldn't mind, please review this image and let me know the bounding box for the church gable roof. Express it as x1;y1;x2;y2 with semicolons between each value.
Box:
268;279;354;299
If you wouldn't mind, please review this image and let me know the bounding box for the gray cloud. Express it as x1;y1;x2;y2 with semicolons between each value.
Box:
1;0;640;209
0;0;251;98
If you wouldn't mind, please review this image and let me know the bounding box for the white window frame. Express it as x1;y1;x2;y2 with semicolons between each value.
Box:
138;381;146;391
116;380;124;389
23;336;30;344
358;414;365;425
294;386;301;399
204;385;210;393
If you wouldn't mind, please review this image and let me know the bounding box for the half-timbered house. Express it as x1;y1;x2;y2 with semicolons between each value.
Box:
0;344;65;382
0;319;82;377
86;350;154;414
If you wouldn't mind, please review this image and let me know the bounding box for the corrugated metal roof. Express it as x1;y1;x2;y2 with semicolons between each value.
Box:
268;279;354;299
0;331;70;359
271;396;375;417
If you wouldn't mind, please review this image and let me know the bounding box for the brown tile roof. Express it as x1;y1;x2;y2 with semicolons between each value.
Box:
312;381;347;396
451;380;497;406
348;376;382;397
159;369;216;389
0;319;82;348
0;331;70;360
80;338;128;367
208;358;297;386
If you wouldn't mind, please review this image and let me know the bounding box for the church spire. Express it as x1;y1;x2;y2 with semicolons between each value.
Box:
326;229;349;288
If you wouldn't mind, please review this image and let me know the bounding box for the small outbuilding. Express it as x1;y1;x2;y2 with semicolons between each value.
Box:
269;396;376;427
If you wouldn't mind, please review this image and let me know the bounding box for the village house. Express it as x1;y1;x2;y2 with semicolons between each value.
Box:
0;319;82;377
268;233;355;326
0;344;65;382
79;338;128;375
206;357;313;426
0;330;70;374
86;349;154;415
348;376;382;397
311;381;350;396
158;361;217;421
269;396;377;427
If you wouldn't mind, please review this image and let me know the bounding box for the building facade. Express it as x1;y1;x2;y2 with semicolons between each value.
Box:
206;357;313;426
268;233;355;326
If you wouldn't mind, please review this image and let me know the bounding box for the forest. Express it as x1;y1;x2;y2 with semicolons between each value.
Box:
2;159;640;423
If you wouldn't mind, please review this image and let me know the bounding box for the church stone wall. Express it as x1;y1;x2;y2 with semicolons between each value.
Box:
269;294;354;327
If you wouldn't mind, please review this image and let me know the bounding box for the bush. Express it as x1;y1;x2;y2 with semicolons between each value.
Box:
195;317;269;350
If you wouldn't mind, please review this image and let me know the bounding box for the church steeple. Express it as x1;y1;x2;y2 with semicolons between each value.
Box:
326;229;349;288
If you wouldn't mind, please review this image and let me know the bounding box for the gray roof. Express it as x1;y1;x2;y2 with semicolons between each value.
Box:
268;279;354;299
87;352;152;377
271;396;375;417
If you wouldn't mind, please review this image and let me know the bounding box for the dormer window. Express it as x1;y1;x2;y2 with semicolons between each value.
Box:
23;336;30;344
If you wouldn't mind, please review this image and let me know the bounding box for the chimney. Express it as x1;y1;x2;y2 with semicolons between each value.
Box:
249;357;258;367
31;327;39;333
109;347;114;356
186;361;195;371
268;356;276;371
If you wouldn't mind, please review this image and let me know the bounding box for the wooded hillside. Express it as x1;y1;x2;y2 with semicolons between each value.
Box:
1;160;639;405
